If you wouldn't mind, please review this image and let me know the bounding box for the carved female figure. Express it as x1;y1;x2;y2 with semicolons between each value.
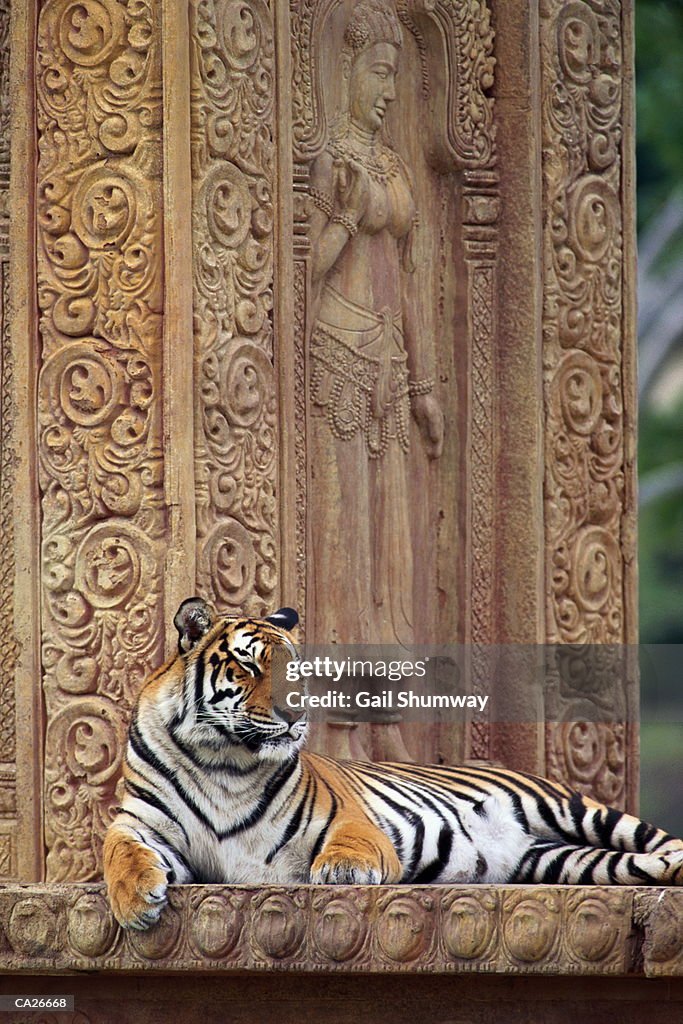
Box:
307;0;442;674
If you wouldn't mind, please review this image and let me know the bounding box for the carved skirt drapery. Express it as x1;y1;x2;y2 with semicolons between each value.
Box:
309;284;415;649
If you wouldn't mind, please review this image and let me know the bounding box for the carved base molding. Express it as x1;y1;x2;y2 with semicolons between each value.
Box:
0;884;681;978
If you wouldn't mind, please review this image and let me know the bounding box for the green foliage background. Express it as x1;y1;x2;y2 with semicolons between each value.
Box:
636;0;683;833
636;0;683;234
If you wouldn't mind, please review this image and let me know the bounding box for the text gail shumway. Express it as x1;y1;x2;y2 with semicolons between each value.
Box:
285;689;489;711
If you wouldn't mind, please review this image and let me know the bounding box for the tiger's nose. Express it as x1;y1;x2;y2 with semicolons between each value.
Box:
273;704;305;725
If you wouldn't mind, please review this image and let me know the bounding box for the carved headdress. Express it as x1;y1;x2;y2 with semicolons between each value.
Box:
342;0;403;58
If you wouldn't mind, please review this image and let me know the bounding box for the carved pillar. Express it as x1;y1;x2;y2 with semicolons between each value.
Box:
0;0;21;880
33;0;168;880
540;0;637;810
462;167;499;764
189;0;282;617
8;0;45;882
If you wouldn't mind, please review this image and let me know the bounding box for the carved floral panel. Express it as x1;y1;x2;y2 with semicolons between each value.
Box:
36;0;166;880
190;0;280;616
541;0;635;806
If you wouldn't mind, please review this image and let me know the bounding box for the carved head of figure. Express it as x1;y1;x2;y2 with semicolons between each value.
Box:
342;0;403;134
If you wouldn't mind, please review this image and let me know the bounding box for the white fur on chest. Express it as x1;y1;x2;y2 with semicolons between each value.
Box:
185;816;312;884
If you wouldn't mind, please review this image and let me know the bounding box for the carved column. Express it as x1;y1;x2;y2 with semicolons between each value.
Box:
462;167;499;764
189;0;282;617
540;0;637;810
0;0;21;880
33;0;168;880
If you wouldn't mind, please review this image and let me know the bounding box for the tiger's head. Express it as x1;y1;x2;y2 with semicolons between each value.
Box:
170;597;305;766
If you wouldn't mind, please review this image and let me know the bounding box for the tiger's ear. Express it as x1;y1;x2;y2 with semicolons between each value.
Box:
174;597;214;653
265;607;299;632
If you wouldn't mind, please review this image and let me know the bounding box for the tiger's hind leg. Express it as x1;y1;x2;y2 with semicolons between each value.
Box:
523;784;683;860
104;824;170;930
513;837;683;886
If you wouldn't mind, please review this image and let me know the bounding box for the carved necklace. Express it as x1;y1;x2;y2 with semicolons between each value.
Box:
328;114;400;184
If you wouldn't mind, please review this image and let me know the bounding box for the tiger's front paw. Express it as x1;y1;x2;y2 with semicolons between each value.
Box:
310;844;384;885
104;835;169;931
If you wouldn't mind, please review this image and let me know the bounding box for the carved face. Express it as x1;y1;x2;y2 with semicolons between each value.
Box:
347;42;399;133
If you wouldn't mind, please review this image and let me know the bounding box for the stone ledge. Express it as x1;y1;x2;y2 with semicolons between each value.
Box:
0;884;680;977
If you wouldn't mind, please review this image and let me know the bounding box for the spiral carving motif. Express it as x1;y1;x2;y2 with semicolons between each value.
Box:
556;351;603;436
191;0;278;615
57;0;125;67
222;343;273;429
218;0;266;72
547;718;626;806
542;0;632;807
200;519;257;611
556;2;600;84
45;697;125;788
561;720;606;784
41;342;125;431
567;175;619;265
71;169;137;249
571;527;619;614
74;523;152;610
37;0;166;880
202;164;252;251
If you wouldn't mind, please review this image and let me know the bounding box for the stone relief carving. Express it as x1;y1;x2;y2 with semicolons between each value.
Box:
0;0;17;881
635;889;683;978
0;882;657;976
190;0;279;617
306;0;442;651
463;173;498;763
36;0;165;879
291;0;497;764
2;0;634;884
0;0;7;262
540;0;633;807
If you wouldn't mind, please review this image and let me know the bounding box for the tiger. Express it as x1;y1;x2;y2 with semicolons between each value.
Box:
104;599;683;930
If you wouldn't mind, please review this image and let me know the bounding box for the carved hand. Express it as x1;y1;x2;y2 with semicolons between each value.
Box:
334;157;371;224
412;393;444;460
